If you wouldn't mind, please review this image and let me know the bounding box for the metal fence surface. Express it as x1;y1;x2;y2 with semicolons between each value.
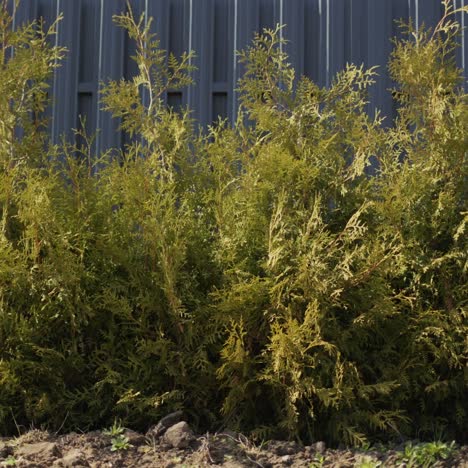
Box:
9;0;468;155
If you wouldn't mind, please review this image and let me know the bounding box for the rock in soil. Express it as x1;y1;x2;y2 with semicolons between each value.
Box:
146;410;184;439
162;421;195;449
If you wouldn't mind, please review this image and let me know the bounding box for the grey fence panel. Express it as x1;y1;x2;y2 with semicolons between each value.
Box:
283;0;305;82
147;0;170;62
53;1;81;144
6;0;468;151
96;0;126;156
303;0;325;85
167;0;191;110
77;0;99;148
391;0;409;36
211;0;234;123
328;0;346;87
190;0;214;128
418;0;444;28
11;0;38;32
259;0;277;31
347;0;368;66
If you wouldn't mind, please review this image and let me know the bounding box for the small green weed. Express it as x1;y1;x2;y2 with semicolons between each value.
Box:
1;456;16;467
110;434;132;452
103;419;131;451
103;418;125;437
356;459;382;468
397;441;457;468
361;442;371;451
309;454;326;468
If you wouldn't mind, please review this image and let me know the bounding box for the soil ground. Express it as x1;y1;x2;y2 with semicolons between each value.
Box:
1;426;467;467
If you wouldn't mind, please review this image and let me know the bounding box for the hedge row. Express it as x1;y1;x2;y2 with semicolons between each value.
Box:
0;2;466;445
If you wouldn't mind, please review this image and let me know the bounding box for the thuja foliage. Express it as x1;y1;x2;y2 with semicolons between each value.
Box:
0;0;467;446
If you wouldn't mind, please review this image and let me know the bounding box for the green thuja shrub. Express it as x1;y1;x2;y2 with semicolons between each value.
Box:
0;4;219;432
0;0;466;446
0;0;66;429
380;5;468;440
206;3;467;444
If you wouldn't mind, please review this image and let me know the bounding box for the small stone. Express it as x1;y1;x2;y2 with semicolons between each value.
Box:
147;411;184;438
311;441;326;454
280;454;292;465
162;421;194;449
15;441;62;460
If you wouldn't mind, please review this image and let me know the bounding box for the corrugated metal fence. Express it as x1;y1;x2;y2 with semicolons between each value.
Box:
9;0;468;155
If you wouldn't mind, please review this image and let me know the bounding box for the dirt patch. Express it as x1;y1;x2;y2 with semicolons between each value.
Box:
1;425;466;467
